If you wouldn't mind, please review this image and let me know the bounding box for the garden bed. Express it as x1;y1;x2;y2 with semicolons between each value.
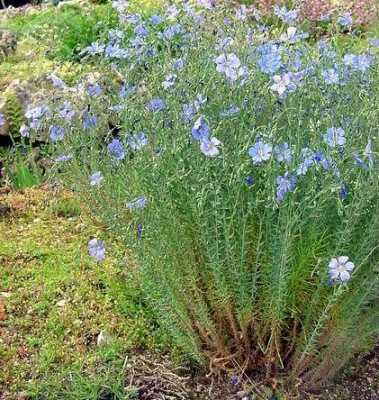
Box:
0;0;379;399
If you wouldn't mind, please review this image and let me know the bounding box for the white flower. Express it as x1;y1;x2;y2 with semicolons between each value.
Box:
215;53;241;81
328;256;355;282
200;137;221;157
88;238;106;262
280;26;297;42
271;74;291;96
19;124;30;138
162;74;177;90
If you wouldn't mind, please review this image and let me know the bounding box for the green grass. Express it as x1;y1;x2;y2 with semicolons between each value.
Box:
7;157;42;190
0;188;168;399
0;4;118;61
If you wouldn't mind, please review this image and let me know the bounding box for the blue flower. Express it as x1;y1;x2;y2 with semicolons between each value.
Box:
127;196;147;210
150;14;163;25
192;116;210;141
276;173;297;202
313;151;331;170
353;153;369;170
55;154;73;162
322;68;339;85
122;14;140;25
108;139;125;161
235;5;248;20
25;105;49;121
258;47;282;74
88;238;106;262
84;42;105;55
198;0;215;9
328;256;354;282
104;44;128;59
49;73;66;90
147;98;166;112
369;38;379;48
137;223;143;239
271;73;292;96
344;54;372;72
87;83;102;97
49;125;65;142
134;24;149;38
323;127;346;148
161;24;182;40
119;84;136;99
90;171;103;186
215;53;242;81
166;4;179;19
59;101;75;121
337;12;353;28
182;103;196;123
108;29;124;44
296;162;309;175
245;176;255;186
19;124;30;137
200;137;221;157
353;55;372;72
127;132;148;151
248;140;272;164
339;183;348;200
82;112;97;130
216;36;234;51
0;113;5;127
220;105;240;117
274;5;297;24
296;148;315;175
274;142;292;163
172;58;184;70
318;41;336;59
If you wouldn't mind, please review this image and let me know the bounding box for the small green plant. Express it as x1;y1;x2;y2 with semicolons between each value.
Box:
7;154;41;190
3;91;23;141
51;197;81;218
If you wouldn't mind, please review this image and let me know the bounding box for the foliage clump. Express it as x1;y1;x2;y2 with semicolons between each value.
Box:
3;90;23;139
20;0;379;391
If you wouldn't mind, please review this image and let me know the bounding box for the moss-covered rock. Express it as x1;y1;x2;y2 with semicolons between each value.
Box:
0;29;17;58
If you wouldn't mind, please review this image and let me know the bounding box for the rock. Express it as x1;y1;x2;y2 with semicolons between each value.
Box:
97;330;112;346
0;299;6;321
0;98;9;137
56;299;67;307
0;29;17;57
5;79;32;109
0;204;11;216
0;292;11;298
57;0;82;10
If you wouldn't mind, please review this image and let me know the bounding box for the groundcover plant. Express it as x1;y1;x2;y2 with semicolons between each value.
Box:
19;0;379;390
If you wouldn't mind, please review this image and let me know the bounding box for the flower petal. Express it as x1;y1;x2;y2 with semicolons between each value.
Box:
340;270;351;282
338;256;349;264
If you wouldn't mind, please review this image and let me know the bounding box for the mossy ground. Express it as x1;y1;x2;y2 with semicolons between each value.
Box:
0;187;169;399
